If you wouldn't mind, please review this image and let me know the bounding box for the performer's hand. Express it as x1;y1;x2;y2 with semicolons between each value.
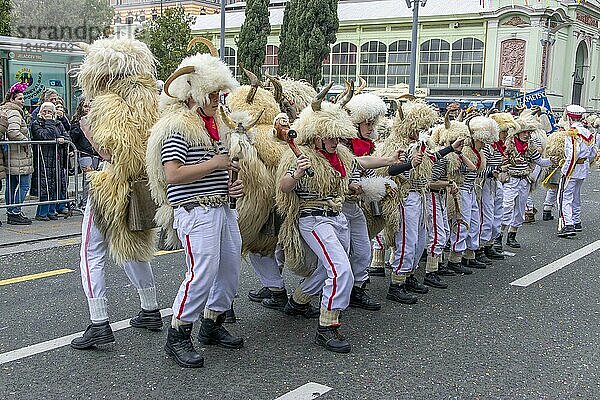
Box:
229;179;244;198
294;154;311;178
395;148;405;162
56;137;65;145
411;151;424;167
211;154;231;171
452;138;465;152
550;156;560;165
348;183;363;195
492;170;499;179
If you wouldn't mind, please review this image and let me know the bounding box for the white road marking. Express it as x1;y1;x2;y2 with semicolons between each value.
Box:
0;308;173;365
503;251;516;257
274;382;333;400
511;240;600;287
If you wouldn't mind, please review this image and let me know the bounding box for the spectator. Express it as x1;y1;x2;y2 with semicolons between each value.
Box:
31;88;71;132
30;102;68;221
54;100;71;215
0;108;7;226
1;82;33;225
69;97;97;209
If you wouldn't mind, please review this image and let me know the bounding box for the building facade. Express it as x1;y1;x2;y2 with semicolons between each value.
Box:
191;0;600;110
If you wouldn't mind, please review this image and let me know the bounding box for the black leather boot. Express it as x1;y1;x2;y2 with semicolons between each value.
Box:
424;272;448;289
71;321;115;349
447;261;473;275
197;314;244;349
557;225;576;238
262;289;288;310
130;309;163;331
248;287;271;302
349;283;381;311
165;325;204;368
493;235;503;252
367;266;386;277
437;262;457;276
223;301;236;323
315;325;351;353
386;283;418;304
404;275;429;294
484;245;504;260
283;296;320;319
462;257;487;269
506;232;521;248
542;210;554;221
475;249;493;265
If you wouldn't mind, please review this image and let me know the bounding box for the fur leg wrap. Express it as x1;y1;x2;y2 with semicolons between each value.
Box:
391;273;407;285
426;255;439;273
88;297;109;324
370;249;385;268
138;287;159;311
319;308;340;326
203;309;222;322
464;249;475;260
292;287;313;305
449;251;462;264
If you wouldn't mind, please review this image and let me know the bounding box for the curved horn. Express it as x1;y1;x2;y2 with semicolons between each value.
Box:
163;65;196;98
399;93;416;101
457;110;465;122
265;73;283;103
187;37;218;57
444;110;451;130
335;80;350;103
356;77;367;94
219;106;237;130
247;108;265;130
240;64;262;104
73;42;90;53
312;82;334;112
339;80;355;109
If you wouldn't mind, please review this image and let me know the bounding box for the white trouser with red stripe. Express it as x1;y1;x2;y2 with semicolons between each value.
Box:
79;201;158;324
557;176;584;229
171;205;241;324
342;201;370;283
543;187;558;209
372;232;385;251
450;188;480;254
296;214;352;317
480;178;503;245
502;177;530;230
427;191;449;257
249;245;285;289
392;191;427;276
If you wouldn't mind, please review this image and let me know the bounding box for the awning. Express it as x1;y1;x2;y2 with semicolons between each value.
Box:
426;97;503;109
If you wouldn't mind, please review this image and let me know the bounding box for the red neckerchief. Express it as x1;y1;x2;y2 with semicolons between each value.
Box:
201;115;219;141
318;149;346;177
350;137;375;156
471;146;482;169
514;136;528;155
492;140;506;156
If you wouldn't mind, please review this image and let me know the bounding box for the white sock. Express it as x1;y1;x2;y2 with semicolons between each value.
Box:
88;297;109;324
137;287;159;311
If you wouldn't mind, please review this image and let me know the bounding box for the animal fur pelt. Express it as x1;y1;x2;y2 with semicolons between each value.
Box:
227;85;285;255
345;93;387;126
541;129;568;189
279;78;317;120
359;177;400;246
276;146;353;277
77;38;159;265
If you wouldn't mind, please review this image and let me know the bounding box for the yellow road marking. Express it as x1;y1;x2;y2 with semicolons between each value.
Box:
154;249;184;256
0;268;74;286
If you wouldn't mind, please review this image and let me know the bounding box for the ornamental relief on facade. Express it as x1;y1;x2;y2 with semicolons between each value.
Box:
499;39;526;87
502;16;530;27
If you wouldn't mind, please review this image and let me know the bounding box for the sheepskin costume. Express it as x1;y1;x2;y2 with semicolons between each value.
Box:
490;112;518;135
276;100;356;277
374;100;438;246
146;54;238;250
504;115;541;179
226;78;288;255
76;38;159;264
345;93;387;127
279;77;317;122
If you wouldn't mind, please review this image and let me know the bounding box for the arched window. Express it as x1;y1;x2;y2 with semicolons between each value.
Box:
451;38;484;87
419;39;450;87
322;42;357;85
360;41;386;88
262;45;279;76
387;40;411;86
219;46;239;79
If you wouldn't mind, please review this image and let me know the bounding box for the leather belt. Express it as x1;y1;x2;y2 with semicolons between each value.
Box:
181;202;202;212
575;159;586;165
299;210;340;218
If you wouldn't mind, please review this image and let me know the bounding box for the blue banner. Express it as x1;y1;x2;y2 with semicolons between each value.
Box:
519;88;556;133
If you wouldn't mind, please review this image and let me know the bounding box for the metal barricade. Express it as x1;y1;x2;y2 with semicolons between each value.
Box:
0;139;80;212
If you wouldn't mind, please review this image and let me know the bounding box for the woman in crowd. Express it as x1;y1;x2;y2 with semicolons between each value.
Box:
1;82;33;225
30;102;69;221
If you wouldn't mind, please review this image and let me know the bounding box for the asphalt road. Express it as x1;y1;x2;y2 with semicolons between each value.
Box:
1;172;599;400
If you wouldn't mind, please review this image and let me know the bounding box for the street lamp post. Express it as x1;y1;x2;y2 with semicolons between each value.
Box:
220;0;225;61
406;0;426;95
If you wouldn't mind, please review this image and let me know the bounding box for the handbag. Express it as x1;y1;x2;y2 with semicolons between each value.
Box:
128;179;158;231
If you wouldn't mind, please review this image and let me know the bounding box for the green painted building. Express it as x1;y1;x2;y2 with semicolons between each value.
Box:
192;0;600;111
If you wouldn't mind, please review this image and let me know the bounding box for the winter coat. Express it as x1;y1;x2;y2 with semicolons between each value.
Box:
0;110;6;179
69;120;96;156
31;107;71;133
30;118;68;202
1;102;33;176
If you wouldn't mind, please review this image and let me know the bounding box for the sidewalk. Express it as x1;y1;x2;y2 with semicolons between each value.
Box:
0;206;82;247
